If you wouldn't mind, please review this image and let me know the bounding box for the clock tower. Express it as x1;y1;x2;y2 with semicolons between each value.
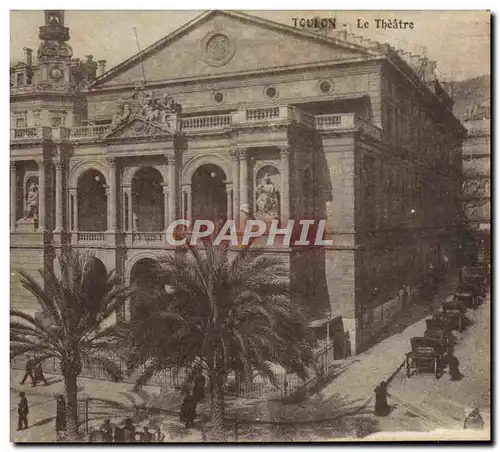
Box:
36;10;73;87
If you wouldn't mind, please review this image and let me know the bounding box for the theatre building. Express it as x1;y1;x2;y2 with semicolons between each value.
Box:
10;10;465;354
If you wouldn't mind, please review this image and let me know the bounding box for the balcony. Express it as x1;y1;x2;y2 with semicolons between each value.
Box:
180;114;232;132
315;113;382;141
132;231;164;245
10;127;52;142
69;125;110;141
76;231;106;244
10;110;382;144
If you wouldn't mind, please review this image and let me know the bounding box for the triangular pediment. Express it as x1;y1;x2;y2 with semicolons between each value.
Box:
102;117;175;140
89;10;374;89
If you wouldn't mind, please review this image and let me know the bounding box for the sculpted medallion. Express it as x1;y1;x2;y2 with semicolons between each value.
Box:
204;32;235;67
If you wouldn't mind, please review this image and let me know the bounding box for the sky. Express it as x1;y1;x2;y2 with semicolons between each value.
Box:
10;10;490;82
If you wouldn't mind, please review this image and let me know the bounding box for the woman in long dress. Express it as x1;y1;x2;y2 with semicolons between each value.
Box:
374;381;390;416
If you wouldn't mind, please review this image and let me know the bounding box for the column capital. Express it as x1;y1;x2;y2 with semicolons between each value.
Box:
35;158;46;168
225;182;233;192
163;184;169;194
10;161;17;171
182;184;192;194
229;148;240;160
54;159;64;170
279;146;291;158
238;149;248;160
165;154;176;165
69;187;77;196
107;157;116;167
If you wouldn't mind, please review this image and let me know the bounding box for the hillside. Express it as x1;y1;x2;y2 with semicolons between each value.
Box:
448;74;490;120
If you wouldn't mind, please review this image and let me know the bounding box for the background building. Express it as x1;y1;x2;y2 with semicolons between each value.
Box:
10;10;465;354
447;75;490;262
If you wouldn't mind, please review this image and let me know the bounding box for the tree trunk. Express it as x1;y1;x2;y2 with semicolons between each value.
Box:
64;372;79;441
210;372;226;442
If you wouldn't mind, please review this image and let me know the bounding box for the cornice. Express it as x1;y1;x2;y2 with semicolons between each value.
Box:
85;56;384;94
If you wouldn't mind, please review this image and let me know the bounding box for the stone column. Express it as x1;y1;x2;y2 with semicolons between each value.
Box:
226;183;233;221
163;185;169;230
10;162;17;230
167;155;176;224
238;149;249;229
186;186;192;223
127;187;133;231
37;159;46;231
54;160;63;232
279;147;291;223
231;150;240;224
69;188;78;231
107;158;117;232
121;189;127;230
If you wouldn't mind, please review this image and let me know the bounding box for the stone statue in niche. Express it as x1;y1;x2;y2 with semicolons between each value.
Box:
255;173;280;219
24;183;39;219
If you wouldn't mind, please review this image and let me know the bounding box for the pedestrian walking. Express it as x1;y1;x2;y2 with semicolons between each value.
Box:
141;426;152;442
180;378;191;397
20;358;35;386
113;425;125;442
152;426;165;442
448;353;463;381
33;362;48;386
55;395;66;440
180;394;197;429
193;369;206;402
464;408;484;430
122;418;136;442
100;419;113;442
17;392;29;431
374;381;391;416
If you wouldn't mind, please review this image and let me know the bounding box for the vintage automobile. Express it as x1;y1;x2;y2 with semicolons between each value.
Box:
461;265;488;287
454;291;480;310
424;318;454;347
442;301;466;332
405;337;445;378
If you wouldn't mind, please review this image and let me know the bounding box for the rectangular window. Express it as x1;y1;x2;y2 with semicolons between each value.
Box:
50;112;66;128
14;113;27;129
16;72;24;86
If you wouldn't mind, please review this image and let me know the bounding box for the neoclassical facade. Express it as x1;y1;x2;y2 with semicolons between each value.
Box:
10;10;465;354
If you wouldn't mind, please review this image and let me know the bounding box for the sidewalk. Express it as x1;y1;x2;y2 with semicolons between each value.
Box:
10;271;459;426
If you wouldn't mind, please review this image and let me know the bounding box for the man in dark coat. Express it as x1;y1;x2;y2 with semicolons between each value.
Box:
193;370;206;403
55;395;66;439
20;358;34;386
180;394;197;429
17;392;29;431
33;362;48;387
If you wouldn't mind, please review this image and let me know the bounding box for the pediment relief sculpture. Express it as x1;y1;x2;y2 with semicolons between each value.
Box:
109;89;182;135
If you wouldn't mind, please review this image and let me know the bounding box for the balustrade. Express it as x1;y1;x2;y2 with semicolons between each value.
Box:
11;127;49;140
77;232;105;243
132;232;164;244
181;114;232;130
69;125;110;139
245;106;280;121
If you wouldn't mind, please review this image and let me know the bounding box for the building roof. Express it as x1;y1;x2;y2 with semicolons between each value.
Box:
86;10;375;89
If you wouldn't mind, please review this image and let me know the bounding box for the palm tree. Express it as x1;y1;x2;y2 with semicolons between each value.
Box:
126;241;315;441
10;249;129;440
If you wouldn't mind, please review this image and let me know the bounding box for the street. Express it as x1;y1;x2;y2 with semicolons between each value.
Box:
387;293;491;432
10;389;57;442
10;291;490;442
